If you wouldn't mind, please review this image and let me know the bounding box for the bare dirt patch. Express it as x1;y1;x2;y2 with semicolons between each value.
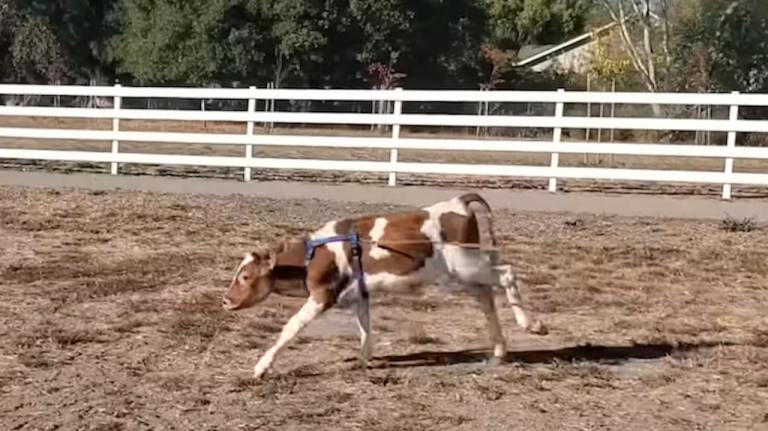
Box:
0;185;767;430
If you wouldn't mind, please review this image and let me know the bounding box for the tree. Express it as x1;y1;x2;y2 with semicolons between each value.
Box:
672;0;768;93
347;0;487;89
1;0;67;84
117;0;274;85
117;0;358;88
10;16;66;83
349;0;412;68
251;0;349;88
405;0;488;88
15;0;595;90
17;0;122;83
599;0;671;115
587;32;631;87
480;44;517;90
0;0;20;80
486;0;594;48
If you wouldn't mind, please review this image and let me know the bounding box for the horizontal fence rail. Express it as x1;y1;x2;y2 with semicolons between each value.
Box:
4;106;768;133
2;148;766;185
3;127;768;158
4;83;768;106
1;83;767;199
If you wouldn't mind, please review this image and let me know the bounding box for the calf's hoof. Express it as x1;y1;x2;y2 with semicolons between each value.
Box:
526;320;548;335
486;356;504;367
353;358;370;370
253;365;269;380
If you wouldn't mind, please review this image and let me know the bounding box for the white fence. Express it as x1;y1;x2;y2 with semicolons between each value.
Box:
1;84;768;199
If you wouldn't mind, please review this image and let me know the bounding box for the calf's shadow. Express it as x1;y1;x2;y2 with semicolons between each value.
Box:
360;341;732;369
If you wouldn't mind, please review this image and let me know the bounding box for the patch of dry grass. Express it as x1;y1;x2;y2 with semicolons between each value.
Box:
162;291;236;352
721;216;759;233
12;319;110;349
2;252;217;304
406;328;445;346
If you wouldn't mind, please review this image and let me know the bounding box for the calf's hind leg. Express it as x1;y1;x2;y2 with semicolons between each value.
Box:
472;287;507;365
495;264;547;335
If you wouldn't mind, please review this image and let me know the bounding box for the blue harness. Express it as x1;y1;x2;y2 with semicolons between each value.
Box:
304;232;369;300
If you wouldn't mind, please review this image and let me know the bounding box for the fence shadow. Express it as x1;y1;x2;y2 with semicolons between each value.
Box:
361;341;733;369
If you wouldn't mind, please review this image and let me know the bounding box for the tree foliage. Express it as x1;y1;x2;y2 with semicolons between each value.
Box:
486;0;594;48
11;16;65;83
1;0;67;83
587;33;631;86
595;0;768;96
672;0;768;93
0;0;20;79
599;0;668;96
118;0;241;84
3;0;596;89
21;0;122;82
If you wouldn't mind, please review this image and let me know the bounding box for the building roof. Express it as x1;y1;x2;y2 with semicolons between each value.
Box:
513;21;619;68
517;45;557;61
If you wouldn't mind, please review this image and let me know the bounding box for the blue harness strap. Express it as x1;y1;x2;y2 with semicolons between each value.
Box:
304;231;369;300
304;233;359;262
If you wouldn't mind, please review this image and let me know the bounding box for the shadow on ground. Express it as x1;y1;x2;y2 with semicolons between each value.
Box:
363;341;733;369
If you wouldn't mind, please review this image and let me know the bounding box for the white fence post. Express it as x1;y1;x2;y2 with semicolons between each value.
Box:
110;84;121;175
721;91;740;200
244;86;256;182
388;87;403;187
548;88;565;193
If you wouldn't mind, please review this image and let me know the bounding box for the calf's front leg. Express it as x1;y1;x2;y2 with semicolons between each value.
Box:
354;292;373;366
253;297;326;379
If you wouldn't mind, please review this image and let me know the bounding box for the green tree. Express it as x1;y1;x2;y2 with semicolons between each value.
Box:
116;0;345;87
1;0;68;84
349;0;412;68
0;0;19;80
587;32;632;87
672;0;768;93
118;0;223;84
348;0;487;88
19;0;122;83
118;0;277;85
599;0;670;97
10;16;65;83
116;0;489;89
486;0;594;48
250;0;349;88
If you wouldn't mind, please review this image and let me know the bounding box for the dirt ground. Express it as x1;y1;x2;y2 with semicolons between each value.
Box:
1;184;767;431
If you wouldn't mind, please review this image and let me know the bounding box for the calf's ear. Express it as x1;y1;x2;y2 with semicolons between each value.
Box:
252;247;278;273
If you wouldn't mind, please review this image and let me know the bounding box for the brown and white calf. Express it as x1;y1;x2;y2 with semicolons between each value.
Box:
222;193;545;379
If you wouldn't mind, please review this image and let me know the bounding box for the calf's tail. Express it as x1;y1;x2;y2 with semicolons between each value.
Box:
458;193;497;249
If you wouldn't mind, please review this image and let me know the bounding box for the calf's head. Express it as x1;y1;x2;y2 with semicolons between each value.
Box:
222;248;277;311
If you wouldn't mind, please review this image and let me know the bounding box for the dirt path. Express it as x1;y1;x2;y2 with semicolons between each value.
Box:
2;170;767;222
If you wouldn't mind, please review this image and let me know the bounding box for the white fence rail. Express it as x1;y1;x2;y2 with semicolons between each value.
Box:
1;84;767;199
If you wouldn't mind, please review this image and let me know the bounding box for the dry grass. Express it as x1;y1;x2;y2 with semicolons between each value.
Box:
721;215;759;233
406;327;445;345
0;184;766;430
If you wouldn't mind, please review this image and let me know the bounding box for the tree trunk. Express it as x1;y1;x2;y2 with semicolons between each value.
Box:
601;0;665;116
